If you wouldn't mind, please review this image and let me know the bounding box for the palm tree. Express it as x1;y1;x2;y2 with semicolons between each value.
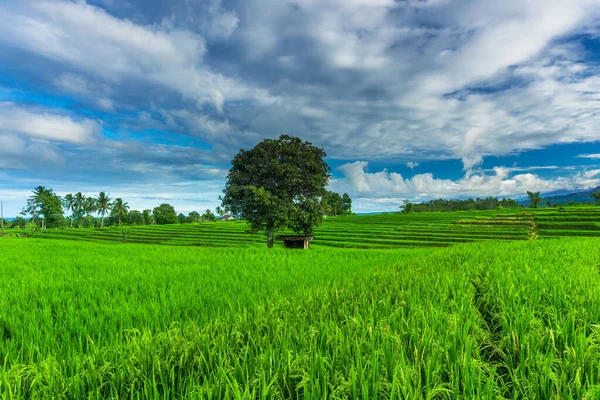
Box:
111;198;129;226
527;191;542;209
31;186;51;229
73;192;86;226
62;194;74;228
84;197;97;216
97;192;112;228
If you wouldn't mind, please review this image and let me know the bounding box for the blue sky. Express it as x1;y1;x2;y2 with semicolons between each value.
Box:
2;0;600;216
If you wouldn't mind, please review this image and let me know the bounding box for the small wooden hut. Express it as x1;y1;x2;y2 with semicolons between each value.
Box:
276;235;313;249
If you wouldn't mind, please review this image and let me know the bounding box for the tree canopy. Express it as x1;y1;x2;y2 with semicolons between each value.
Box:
201;209;217;222
221;135;330;247
111;198;130;226
153;204;178;225
323;191;352;216
21;186;64;229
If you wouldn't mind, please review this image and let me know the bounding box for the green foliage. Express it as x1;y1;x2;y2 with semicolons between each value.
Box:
201;209;217;222
323;191;352;216
126;210;145;226
77;215;96;228
222;135;330;247
527;191;543;208
406;196;519;212
3;238;600;398
10;216;27;229
142;209;154;225
110;198;130;226
96;192;112;228
71;192;97;226
401;199;415;214
177;213;187;224
591;190;600;204
62;194;75;228
153;203;178;225
21;186;64;229
25;222;39;236
187;211;200;223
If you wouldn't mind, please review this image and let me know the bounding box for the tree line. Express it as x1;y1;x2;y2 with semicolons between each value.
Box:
400;190;600;213
9;186;227;230
7;183;352;234
401;196;520;213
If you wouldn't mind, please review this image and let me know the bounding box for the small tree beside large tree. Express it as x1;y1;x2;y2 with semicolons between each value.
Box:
221;135;330;248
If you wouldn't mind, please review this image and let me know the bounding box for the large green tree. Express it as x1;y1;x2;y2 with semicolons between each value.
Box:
97;192;112;228
153;203;178;225
111;198;130;226
591;190;600;204
221;135;330;248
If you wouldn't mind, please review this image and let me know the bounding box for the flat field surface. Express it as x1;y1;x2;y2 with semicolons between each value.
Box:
2;237;600;398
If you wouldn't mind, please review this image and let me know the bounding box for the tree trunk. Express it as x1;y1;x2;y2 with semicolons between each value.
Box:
267;224;274;248
101;215;104;228
70;217;73;228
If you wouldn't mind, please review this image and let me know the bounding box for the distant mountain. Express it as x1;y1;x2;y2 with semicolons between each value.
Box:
518;186;600;206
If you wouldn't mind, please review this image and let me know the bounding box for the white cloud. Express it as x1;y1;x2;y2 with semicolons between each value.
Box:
0;0;272;112
578;154;600;159
0;103;99;144
331;161;600;202
3;0;600;214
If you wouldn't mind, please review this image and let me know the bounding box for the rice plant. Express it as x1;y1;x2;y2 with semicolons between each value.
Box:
2;236;600;398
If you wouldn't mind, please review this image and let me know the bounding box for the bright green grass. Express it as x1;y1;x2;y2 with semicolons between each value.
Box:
2;237;600;398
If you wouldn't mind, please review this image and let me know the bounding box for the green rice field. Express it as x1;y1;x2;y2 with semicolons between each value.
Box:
3;208;600;398
30;206;600;249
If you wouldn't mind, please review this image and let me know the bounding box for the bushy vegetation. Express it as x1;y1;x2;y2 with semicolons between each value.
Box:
402;196;519;213
323;191;352;216
2;237;600;398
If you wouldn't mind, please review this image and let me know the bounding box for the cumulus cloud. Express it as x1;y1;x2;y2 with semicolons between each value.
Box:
406;162;419;170
332;161;600;201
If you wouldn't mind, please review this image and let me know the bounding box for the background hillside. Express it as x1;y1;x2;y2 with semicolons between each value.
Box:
518;186;600;206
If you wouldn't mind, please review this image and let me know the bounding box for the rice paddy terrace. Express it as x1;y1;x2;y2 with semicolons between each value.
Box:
33;206;600;249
